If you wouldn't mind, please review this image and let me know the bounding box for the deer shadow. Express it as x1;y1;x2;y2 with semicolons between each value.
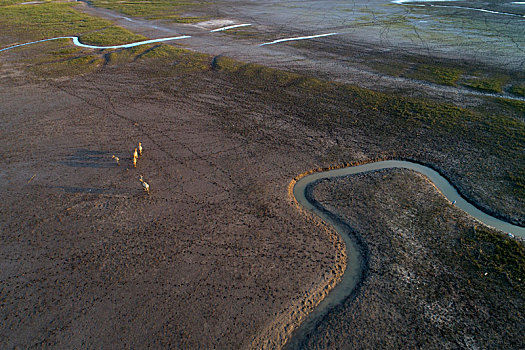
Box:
59;149;117;168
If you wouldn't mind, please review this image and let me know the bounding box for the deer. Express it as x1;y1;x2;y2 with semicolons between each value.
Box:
139;175;150;194
133;148;138;168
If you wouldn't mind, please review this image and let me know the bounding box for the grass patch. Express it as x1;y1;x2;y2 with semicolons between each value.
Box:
105;45;152;65
366;60;410;77
29;54;104;77
138;44;210;72
79;26;145;46
0;0;47;6
0;3;110;42
18;38;81;64
214;57;303;87
460;227;525;292
462;74;510;94
89;0;206;21
222;28;262;39
405;64;464;86
494;98;525;115
508;167;525;198
0;2;171;76
510;83;525;98
50;46;81;56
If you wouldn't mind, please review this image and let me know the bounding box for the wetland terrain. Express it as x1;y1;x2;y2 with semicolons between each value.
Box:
1;0;524;348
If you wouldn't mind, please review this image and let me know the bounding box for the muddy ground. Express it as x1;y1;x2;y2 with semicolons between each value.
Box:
1;49;523;348
1;2;524;345
305;169;524;349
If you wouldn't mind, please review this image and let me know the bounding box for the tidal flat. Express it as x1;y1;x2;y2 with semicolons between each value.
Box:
0;0;523;348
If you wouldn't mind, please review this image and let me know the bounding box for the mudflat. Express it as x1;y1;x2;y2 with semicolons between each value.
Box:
1;0;524;348
306;169;524;349
0;63;347;348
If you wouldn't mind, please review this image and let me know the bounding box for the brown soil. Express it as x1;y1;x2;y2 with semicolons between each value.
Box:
0;41;523;348
304;169;524;349
0;62;348;348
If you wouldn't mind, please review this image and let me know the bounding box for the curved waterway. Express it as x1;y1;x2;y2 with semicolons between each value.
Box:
392;0;525;18
285;160;524;348
0;35;191;53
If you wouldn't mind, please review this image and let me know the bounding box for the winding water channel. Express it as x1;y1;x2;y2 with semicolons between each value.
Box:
286;160;524;348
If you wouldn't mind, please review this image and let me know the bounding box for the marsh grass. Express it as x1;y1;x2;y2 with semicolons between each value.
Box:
404;64;464;86
136;44;210;72
0;3;110;42
368;60;409;77
89;0;207;22
78;26;145;46
105;45;152;65
462;74;510;94
510;83;525;98
493;98;525;116
29;54;104;77
214;56;525;198
460;227;525;292
0;2;167;77
221;28;262;39
0;2;147;47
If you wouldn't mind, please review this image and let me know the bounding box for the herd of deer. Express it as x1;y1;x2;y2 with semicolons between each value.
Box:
112;141;150;195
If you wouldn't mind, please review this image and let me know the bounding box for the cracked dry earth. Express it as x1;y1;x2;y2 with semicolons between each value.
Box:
0;66;347;348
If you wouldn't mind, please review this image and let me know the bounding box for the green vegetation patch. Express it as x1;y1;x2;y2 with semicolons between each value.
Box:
405;64;464;86
51;46;81;56
105;45;152;65
18;38;81;64
494;98;525;116
79;26;145;46
510;83;525;98
0;2;172;76
222;28;262;39
29;54;104;77
462;74;510;94
0;0;53;6
89;0;205;21
138;44;210;72
0;3;110;42
214;57;525;193
460;227;525;292
368;60;409;77
214;57;304;87
508;166;525;198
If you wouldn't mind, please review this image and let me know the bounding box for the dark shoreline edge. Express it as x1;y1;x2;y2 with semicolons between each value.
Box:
284;180;371;349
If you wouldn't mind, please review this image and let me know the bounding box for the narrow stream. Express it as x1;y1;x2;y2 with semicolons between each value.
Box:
0;35;191;53
285;160;524;348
